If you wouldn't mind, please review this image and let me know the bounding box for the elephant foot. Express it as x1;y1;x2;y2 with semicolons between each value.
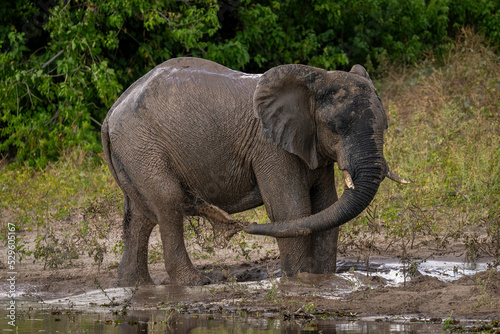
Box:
170;269;211;286
117;274;154;287
117;265;154;287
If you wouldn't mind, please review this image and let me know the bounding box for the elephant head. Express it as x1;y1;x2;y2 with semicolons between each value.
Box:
245;64;409;238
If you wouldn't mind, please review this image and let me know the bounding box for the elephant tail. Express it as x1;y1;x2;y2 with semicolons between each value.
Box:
101;113;157;224
101;115;121;188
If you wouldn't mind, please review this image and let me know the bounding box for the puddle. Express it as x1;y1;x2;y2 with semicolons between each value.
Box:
40;285;212;310
336;258;490;286
417;260;489;280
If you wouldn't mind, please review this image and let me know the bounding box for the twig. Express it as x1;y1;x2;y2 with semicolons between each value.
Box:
45;109;61;126
156;9;172;24
26;50;65;74
115;22;125;38
94;278;119;307
48;73;67;78
90;116;102;127
42;50;64;69
22;81;33;106
87;43;95;63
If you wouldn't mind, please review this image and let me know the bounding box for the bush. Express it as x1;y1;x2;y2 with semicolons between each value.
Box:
0;0;220;167
0;0;498;165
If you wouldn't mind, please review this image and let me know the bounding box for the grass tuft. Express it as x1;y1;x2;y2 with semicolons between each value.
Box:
0;150;120;231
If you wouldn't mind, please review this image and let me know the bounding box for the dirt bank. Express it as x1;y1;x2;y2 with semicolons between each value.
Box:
2;219;499;325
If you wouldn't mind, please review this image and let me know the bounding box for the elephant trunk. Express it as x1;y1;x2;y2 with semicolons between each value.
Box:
244;154;387;238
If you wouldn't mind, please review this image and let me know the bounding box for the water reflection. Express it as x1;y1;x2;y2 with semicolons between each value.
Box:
2;310;444;333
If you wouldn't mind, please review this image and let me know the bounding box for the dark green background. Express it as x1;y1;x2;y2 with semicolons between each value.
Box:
1;0;498;166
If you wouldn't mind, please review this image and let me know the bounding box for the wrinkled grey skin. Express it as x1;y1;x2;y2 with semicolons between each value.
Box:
102;57;391;286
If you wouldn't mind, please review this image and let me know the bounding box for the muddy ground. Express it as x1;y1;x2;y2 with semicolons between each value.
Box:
1;215;500;328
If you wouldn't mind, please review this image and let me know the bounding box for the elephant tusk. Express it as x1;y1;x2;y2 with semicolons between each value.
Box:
387;170;411;184
343;170;355;189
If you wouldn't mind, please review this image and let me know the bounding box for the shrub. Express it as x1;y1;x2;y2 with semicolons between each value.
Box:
1;0;498;165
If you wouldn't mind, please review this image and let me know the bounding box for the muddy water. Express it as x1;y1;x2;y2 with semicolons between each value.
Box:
336;258;490;287
2;309;445;333
1;259;491;333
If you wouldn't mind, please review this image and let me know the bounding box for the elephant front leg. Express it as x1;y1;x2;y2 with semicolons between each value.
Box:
254;157;314;277
309;171;339;274
276;235;312;276
262;199;313;276
310;227;339;273
118;196;156;286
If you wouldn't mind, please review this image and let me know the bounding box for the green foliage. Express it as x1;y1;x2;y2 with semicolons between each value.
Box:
32;229;80;269
0;0;219;166
449;0;500;45
147;242;164;264
381;30;499;219
1;229;31;263
206;0;452;71
443;313;499;333
442;314;458;332
1;0;499;165
303;302;317;314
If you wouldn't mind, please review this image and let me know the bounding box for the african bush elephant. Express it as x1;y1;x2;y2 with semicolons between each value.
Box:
102;57;408;286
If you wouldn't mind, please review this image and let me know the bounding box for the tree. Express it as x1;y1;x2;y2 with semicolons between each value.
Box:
1;0;497;166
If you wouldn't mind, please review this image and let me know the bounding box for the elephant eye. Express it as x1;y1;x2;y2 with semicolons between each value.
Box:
331;114;350;135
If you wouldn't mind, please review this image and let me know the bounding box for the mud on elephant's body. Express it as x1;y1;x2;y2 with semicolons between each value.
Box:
102;57;408;286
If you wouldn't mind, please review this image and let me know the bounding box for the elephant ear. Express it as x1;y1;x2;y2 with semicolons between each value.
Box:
254;65;323;169
350;64;378;93
350;64;370;80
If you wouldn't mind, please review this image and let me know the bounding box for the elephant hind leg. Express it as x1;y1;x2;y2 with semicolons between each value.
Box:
118;195;156;286
158;208;210;285
112;147;208;286
135;171;210;286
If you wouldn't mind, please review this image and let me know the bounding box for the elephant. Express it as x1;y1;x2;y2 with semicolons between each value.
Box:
101;57;409;286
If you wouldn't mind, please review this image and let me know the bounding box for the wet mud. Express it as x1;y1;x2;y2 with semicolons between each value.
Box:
2;255;499;333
